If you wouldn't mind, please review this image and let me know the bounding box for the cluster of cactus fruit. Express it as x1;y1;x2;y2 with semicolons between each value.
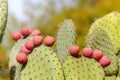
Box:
2;1;120;80
12;27;111;67
8;17;117;80
12;28;55;64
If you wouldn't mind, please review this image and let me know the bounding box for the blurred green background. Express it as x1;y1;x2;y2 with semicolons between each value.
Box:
1;0;120;79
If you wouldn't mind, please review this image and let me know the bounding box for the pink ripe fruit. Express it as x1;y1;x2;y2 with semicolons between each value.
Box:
44;36;55;46
21;27;32;37
33;35;43;47
82;47;93;57
20;46;31;55
99;56;111;67
93;50;103;61
69;45;80;56
16;52;28;64
31;29;41;35
25;40;34;50
12;32;22;41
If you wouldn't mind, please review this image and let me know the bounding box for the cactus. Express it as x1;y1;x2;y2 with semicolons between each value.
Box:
104;76;116;80
86;28;118;75
9;35;33;69
63;56;105;80
88;11;120;53
14;45;64;80
0;0;8;78
0;0;8;43
9;35;33;80
56;19;76;64
117;54;120;77
14;63;22;80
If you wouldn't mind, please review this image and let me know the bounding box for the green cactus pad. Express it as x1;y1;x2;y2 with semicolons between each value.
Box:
117;54;120;77
86;28;118;75
18;45;64;80
9;35;33;69
0;0;8;43
104;76;116;80
14;63;22;80
89;11;120;53
63;56;105;80
56;19;76;63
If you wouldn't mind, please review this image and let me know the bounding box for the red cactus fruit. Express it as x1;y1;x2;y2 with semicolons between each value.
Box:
93;50;103;61
25;40;34;50
21;27;32;37
82;47;93;57
99;56;111;67
33;35;43;47
20;46;31;55
31;29;41;35
16;52;28;64
12;32;22;41
44;36;55;46
69;45;80;56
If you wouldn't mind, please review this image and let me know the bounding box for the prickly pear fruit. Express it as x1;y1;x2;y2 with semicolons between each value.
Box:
69;45;80;56
33;35;43;47
44;36;55;46
93;50;103;61
20;46;31;55
12;32;22;41
99;56;111;67
31;29;41;35
16;53;27;64
82;47;93;57
25;40;34;50
21;27;32;37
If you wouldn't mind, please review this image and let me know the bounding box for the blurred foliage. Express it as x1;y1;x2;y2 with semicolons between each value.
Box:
2;0;120;79
38;0;120;50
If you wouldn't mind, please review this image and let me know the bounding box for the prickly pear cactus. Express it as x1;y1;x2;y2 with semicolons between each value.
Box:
0;0;8;43
86;28;118;75
9;35;33;69
88;11;120;53
56;19;76;63
104;76;116;80
117;54;120;77
15;45;64;80
0;0;8;78
63;56;105;80
14;63;22;80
